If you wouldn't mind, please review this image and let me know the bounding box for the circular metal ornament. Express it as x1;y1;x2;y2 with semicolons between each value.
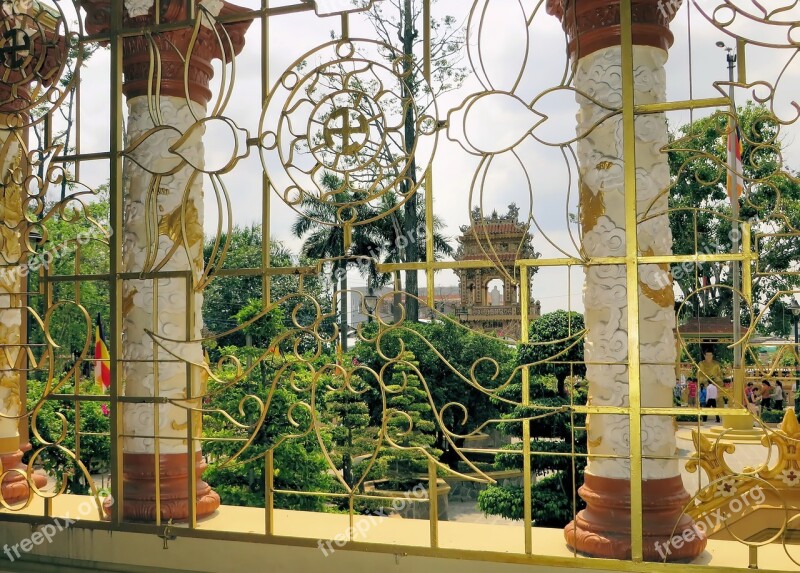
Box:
259;39;437;226
0;2;75;127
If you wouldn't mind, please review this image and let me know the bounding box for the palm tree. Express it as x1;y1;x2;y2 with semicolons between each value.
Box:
370;191;455;321
291;173;383;351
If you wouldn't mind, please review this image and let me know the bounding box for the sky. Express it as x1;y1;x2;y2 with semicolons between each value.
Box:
59;0;800;314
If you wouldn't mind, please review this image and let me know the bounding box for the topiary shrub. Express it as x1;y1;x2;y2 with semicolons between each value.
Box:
25;379;111;494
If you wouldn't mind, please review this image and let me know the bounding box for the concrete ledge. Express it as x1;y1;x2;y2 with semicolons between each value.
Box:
1;496;799;572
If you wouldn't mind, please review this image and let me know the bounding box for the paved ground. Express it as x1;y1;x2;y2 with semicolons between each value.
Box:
446;420;781;526
677;420;781;496
448;501;520;526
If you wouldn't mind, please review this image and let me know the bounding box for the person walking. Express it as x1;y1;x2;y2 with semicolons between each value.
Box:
699;382;707;412
687;378;698;407
746;382;760;416
773;381;784;411
703;382;720;423
760;380;773;412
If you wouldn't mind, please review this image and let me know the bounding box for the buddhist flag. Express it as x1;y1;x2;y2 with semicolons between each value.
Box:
95;315;111;390
726;121;744;204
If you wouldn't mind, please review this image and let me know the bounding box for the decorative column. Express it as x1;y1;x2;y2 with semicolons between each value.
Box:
84;0;251;521
548;0;706;561
0;1;63;504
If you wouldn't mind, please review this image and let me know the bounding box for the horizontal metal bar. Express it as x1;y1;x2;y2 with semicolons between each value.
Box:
53;151;113;163
634;97;729;114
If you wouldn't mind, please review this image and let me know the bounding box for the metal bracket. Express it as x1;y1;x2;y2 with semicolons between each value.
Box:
158;519;177;549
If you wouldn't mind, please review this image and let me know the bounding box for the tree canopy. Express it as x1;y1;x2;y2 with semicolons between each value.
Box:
668;103;800;334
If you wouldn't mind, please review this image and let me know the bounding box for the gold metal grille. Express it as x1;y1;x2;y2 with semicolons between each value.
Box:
0;0;799;570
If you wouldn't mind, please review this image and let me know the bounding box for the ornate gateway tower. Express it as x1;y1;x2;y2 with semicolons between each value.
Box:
454;204;539;339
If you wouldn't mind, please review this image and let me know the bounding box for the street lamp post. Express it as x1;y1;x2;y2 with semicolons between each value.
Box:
789;300;800;386
364;288;378;324
790;300;800;344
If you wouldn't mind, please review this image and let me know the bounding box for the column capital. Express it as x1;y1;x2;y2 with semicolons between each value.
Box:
83;0;252;106
547;0;675;61
0;3;66;117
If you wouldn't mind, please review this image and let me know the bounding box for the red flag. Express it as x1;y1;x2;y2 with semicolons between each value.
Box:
95;316;110;390
727;121;744;204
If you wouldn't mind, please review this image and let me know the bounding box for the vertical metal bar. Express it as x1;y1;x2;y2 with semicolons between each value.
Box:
153;278;162;526
74;45;82;183
265;449;274;536
423;0;434;312
427;458;438;548
262;0;271;306
741;223;752;305
425;168;434;311
620;0;643;562
520;265;532;554
736;38;747;84
423;0;431;80
341;13;349;40
74;248;82;468
348;494;354;542
728;51;743;418
186;275;197;528
108;0;125;526
748;545;758;569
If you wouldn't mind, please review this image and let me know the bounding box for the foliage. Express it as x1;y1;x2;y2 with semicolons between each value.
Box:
478;312;588;526
668;103;800;332
518;311;585;396
364;190;455;290
26;379;110;495
376;353;442;488
235;299;284;341
203;225;331;352
291;172;385;351
203;358;334;510
28;189;111;380
323;374;380;489
352;320;511;464
760;409;787;424
478;473;578;527
350;0;467;321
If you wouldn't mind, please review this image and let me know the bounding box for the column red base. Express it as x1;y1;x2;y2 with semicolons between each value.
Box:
105;451;220;522
0;450;48;505
565;474;707;561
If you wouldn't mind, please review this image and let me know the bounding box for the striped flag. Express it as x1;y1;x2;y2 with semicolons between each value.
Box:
94;314;111;390
727;120;744;204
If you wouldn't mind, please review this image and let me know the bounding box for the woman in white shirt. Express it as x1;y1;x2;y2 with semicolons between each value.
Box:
773;381;784;411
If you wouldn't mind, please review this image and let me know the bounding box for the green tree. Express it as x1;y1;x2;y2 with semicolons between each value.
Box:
323;374;379;489
668;103;800;331
348;1;467;322
203;226;331;352
353;320;510;468
232;299;285;385
477;373;588;527
203;359;334;510
518;311;585;397
377;353;442;488
291;172;384;351
29;189;110;378
27;379;110;495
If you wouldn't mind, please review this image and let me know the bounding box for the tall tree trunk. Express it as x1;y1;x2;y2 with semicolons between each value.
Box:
340;270;349;352
401;0;419;323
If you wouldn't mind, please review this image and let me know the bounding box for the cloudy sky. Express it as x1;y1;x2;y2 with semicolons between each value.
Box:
63;0;800;313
